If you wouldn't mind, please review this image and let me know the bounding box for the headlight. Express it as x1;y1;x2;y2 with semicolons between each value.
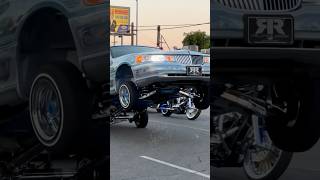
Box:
135;55;174;64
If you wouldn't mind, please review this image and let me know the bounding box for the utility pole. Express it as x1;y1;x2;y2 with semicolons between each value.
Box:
136;0;139;45
120;35;123;45
157;25;161;48
131;22;134;46
113;34;116;46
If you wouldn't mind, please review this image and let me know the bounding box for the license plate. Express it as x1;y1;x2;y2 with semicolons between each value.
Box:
245;15;294;45
187;66;202;76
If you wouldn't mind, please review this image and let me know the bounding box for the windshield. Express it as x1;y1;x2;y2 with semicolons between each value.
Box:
111;46;161;58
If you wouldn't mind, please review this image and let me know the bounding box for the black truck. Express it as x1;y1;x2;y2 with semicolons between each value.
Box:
0;0;108;153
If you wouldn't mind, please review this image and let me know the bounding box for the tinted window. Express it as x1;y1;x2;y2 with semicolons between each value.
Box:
111;46;161;58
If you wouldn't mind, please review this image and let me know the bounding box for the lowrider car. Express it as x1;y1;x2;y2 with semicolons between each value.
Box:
110;46;210;111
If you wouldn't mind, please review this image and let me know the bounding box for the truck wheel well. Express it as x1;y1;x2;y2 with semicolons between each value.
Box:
17;8;78;98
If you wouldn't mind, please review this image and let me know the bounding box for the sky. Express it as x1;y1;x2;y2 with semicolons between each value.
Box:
110;0;210;49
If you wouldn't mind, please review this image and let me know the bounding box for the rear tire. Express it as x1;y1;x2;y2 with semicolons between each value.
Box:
29;63;91;152
194;88;210;110
266;78;320;152
160;102;172;117
134;110;148;128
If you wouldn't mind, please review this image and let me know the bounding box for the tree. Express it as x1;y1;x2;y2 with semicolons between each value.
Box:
182;31;210;50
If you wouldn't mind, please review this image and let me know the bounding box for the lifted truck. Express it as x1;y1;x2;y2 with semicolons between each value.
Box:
212;0;320;152
0;0;108;152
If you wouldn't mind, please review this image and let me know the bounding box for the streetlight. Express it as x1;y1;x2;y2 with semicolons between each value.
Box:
136;0;139;45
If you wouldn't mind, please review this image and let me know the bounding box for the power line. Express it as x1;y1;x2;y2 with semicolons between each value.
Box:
162;23;210;30
137;22;210;31
136;22;210;28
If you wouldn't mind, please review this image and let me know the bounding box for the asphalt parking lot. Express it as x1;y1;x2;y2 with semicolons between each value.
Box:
110;108;210;180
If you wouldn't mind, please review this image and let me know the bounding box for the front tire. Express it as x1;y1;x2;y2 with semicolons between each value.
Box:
118;81;139;111
29;63;91;151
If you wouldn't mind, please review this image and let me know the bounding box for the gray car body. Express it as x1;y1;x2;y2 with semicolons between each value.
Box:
110;46;210;95
0;0;107;106
212;0;320;77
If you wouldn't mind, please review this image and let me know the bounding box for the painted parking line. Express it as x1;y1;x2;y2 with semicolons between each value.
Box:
140;156;210;179
150;120;210;134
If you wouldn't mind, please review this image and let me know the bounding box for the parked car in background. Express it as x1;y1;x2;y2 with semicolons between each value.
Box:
110;45;210;112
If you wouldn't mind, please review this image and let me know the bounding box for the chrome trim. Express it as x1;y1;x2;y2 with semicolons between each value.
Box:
216;0;302;11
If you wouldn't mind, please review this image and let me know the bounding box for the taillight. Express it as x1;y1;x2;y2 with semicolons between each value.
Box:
83;0;105;5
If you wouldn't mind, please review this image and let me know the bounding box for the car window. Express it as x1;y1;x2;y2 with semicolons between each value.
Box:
111;46;161;58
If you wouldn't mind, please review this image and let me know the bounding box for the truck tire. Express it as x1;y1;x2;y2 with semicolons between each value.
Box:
29;63;91;152
266;78;320;152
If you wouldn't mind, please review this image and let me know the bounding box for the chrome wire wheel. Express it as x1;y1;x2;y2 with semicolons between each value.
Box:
186;98;201;120
243;129;287;180
244;146;282;179
119;84;131;109
30;74;63;147
161;101;172;117
186;108;200;119
161;102;170;114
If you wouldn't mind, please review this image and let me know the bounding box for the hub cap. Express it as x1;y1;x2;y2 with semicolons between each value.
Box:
186;108;199;119
30;75;63;145
243;131;282;179
119;84;131;108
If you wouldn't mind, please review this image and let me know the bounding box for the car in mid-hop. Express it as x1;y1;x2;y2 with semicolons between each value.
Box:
110;46;210;111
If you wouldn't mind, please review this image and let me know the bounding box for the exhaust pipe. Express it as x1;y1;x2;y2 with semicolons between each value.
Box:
221;92;267;116
140;90;157;99
179;90;200;98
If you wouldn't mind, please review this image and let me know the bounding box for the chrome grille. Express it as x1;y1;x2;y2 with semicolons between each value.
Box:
175;55;192;65
216;0;301;11
175;55;204;65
